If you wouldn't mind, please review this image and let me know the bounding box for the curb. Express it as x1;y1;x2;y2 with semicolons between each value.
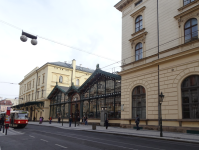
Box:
28;123;199;144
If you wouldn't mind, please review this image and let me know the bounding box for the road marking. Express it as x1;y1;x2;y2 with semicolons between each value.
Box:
55;144;67;149
40;139;48;142
29;135;35;138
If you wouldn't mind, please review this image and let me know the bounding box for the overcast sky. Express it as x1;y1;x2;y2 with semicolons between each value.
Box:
0;0;121;99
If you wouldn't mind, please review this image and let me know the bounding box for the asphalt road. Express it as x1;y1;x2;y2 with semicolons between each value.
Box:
0;124;199;150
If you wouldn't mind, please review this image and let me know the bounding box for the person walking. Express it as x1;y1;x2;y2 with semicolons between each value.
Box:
85;117;88;125
69;115;72;127
39;117;42;124
49;116;52;124
135;115;140;130
33;116;36;121
105;118;109;129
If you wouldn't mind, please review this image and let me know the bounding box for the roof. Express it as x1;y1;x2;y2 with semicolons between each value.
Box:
66;84;79;94
11;101;44;108
48;62;95;73
78;68;121;92
0;100;13;105
47;85;70;99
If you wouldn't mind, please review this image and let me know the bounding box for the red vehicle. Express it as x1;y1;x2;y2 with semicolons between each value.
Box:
0;110;28;128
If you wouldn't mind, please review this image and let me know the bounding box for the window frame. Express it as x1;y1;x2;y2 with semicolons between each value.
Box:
135;15;143;32
135;42;143;61
184;18;198;43
183;0;195;6
59;76;63;83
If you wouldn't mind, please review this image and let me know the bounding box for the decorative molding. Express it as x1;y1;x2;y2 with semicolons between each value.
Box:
178;0;199;11
131;28;145;37
174;4;199;20
130;6;146;18
114;0;134;12
129;31;147;48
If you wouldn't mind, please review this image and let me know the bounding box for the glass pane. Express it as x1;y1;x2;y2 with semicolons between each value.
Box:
106;97;114;118
141;107;146;119
106;79;114;95
65;103;69;118
182;91;189;103
141;96;146;107
83;101;89;118
190;104;199;118
185;20;190;28
136;16;140;22
190;76;197;86
183;105;190;111
136;23;139;29
182;78;189;87
191;90;198;103
89;99;96;118
115;80;121;93
97;98;104;118
192;18;197;26
115;96;121;118
185;29;191;42
133;87;137;95
139;49;143;59
140;21;142;27
183;112;190;118
192;26;198;39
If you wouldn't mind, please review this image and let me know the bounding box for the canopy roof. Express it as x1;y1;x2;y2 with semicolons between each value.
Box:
12;101;44;108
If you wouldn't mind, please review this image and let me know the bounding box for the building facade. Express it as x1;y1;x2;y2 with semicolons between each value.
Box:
0;100;13;112
115;0;199;131
47;66;121;125
16;59;94;121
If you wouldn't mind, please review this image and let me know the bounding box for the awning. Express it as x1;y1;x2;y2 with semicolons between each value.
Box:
12;101;44;108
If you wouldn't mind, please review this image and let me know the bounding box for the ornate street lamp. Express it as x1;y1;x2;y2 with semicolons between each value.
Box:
20;31;38;45
159;92;164;137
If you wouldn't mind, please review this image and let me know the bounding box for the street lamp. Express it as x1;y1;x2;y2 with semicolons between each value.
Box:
159;92;164;137
20;31;38;45
62;104;65;126
74;98;77;127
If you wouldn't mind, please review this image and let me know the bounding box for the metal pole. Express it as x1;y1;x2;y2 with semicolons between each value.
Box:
3;123;4;133
75;101;77;127
5;126;7;135
160;103;163;137
62;108;63;126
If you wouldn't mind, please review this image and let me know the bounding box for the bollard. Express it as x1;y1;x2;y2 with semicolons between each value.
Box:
0;125;1;131
5;124;9;135
5;128;7;135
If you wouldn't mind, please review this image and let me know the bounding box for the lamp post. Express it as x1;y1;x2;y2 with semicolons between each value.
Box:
20;31;38;45
62;105;64;126
75;98;77;127
159;92;164;137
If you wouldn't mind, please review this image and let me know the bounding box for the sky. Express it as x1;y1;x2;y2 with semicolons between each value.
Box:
0;0;122;99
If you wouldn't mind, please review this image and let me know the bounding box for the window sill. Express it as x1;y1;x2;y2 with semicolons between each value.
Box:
131;28;145;37
178;0;199;11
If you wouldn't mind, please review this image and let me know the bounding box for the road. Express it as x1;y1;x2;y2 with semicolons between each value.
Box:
0;124;199;150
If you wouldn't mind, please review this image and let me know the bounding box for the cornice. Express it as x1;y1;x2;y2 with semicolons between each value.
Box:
174;4;199;19
131;28;145;37
114;0;134;12
120;39;199;75
129;31;148;42
178;0;199;11
130;6;146;18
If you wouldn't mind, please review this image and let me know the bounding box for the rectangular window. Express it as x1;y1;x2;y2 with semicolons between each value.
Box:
42;89;44;98
135;0;142;6
33;80;34;88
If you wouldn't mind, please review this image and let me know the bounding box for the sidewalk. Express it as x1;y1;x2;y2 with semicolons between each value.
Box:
0;127;23;136
28;121;199;144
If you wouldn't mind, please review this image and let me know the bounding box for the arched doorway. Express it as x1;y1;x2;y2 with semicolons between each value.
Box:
181;75;199;119
132;86;146;119
71;93;80;122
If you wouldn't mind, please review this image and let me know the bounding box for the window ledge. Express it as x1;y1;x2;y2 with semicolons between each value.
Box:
131;28;145;37
178;0;199;11
129;31;148;43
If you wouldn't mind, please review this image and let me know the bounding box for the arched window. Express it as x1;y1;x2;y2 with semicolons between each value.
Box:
76;79;79;86
181;75;199;119
184;0;195;6
59;76;63;83
184;18;198;43
135;43;143;61
132;86;146;119
135;15;142;32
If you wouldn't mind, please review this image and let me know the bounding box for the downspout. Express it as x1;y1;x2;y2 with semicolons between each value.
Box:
34;70;38;119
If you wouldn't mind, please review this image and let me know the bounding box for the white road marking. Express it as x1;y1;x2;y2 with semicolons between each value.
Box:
29;135;35;138
55;144;67;149
40;139;48;142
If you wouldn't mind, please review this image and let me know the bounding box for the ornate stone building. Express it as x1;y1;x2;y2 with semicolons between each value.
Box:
14;59;94;121
115;0;199;132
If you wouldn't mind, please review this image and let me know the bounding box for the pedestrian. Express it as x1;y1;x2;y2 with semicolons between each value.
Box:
39;117;42;124
135;115;140;130
105;118;109;129
42;117;44;122
85;117;88;125
49;116;52;124
77;116;80;126
33;116;36;121
69;115;72;127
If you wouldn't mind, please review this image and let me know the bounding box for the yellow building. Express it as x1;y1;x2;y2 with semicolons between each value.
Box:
115;0;199;132
16;59;94;121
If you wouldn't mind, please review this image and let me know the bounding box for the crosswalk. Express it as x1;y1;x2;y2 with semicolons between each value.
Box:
0;128;23;136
